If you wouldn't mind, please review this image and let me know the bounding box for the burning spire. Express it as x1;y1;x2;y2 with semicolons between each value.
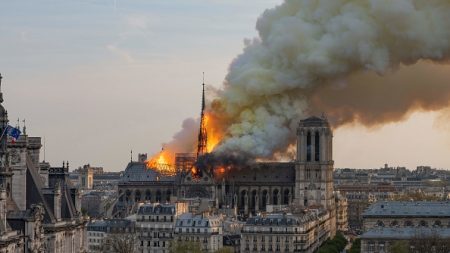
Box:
196;73;208;158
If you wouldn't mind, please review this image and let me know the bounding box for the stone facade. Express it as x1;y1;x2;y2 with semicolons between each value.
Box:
241;211;332;253
174;213;223;253
0;75;87;253
335;192;348;232
134;202;188;253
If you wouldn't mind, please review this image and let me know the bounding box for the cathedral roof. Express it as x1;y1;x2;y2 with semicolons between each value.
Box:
120;161;176;183
225;162;295;184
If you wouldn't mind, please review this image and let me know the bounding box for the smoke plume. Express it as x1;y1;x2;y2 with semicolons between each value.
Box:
161;0;450;162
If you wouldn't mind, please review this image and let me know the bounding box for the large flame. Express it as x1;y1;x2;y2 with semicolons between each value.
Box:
204;113;222;153
146;112;223;175
146;150;176;176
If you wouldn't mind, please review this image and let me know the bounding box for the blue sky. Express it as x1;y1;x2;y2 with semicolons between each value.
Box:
1;0;449;171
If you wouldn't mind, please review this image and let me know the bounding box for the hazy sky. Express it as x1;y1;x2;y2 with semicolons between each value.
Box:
1;0;449;171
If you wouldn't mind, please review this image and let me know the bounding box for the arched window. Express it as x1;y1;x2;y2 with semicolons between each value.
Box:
145;190;151;201
251;190;257;209
376;220;385;227
419;220;428;227
306;132;312;161
240;190;247;207
262;190;268;208
315;131;320;161
135;190;141;202
404;220;413;227
166;190;171;202
390;220;399;227
156;190;162;202
283;189;290;205
434;220;442;227
273;189;279;205
125;190;131;202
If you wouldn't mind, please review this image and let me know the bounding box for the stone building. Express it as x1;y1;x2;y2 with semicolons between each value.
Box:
0;74;86;253
174;212;223;253
116;116;337;224
335;192;348;232
336;183;397;230
89;219;136;252
133;202;188;253
241;211;332;253
360;201;450;253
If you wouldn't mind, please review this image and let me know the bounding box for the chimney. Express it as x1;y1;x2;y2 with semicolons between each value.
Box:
54;183;62;221
138;153;148;163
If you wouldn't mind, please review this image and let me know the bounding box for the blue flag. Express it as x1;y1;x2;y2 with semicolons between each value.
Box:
6;125;21;140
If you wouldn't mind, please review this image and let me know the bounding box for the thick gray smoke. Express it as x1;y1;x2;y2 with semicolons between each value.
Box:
159;0;450;162
210;0;450;159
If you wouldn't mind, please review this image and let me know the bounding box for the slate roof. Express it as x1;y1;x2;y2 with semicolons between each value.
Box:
363;201;450;218
137;203;176;215
361;227;450;239
120;161;176;183
245;212;318;226
175;213;221;228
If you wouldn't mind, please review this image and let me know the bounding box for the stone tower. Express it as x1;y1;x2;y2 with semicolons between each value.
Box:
0;73;13;200
295;116;334;210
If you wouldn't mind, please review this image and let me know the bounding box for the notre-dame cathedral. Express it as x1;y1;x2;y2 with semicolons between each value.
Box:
115;115;336;229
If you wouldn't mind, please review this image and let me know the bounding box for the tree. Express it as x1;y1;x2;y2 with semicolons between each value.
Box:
349;238;361;253
317;232;348;253
169;241;202;253
390;241;409;253
106;233;137;253
214;247;234;253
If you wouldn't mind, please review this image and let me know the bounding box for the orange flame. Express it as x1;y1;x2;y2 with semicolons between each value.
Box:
146;150;176;176
145;111;224;176
204;113;222;152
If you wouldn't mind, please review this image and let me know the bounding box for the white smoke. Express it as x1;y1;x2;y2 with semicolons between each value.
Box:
212;0;450;158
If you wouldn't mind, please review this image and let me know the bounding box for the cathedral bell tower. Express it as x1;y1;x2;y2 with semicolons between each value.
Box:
295;116;334;210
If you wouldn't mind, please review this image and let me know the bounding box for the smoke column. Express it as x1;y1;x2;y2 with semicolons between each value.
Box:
161;0;450;161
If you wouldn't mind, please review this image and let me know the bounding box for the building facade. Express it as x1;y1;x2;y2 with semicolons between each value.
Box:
174;213;223;253
0;74;87;253
241;211;332;253
360;201;450;253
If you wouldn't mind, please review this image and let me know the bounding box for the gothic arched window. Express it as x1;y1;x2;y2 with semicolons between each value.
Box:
306;132;311;161
283;189;290;205
315;131;320;161
273;189;279;205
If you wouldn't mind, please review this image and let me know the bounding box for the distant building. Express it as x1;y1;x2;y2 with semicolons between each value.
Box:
360;201;450;253
87;219;136;252
335;192;348;232
241;211;332;253
336;183;397;230
132;202;188;253
174;212;223;253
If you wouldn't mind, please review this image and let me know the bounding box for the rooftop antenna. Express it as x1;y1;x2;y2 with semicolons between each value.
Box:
16;118;20;129
0;73;2;103
130;149;133;162
22;119;26;135
43;136;46;162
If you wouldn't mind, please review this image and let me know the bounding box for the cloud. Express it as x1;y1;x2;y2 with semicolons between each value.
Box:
106;44;135;63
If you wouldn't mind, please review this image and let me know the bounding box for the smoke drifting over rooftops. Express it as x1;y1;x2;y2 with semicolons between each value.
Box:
158;0;450;162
